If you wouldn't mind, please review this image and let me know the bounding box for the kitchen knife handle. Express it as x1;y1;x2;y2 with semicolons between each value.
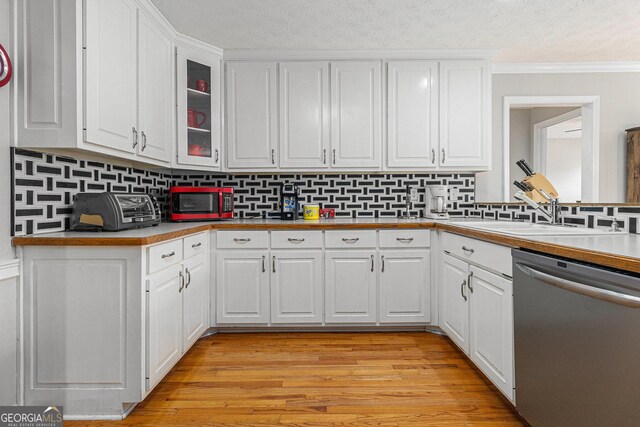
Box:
513;180;529;192
516;159;534;176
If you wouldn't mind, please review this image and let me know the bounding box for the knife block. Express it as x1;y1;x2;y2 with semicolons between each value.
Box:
523;173;559;203
627;127;640;203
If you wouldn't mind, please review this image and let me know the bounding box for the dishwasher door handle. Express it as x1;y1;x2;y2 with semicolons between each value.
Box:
516;263;640;308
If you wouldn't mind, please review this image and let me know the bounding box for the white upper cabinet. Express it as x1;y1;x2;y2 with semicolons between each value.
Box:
137;11;173;163
439;60;490;168
175;45;222;169
84;0;138;154
279;62;330;169
387;61;439;168
226;61;278;169
330;61;382;169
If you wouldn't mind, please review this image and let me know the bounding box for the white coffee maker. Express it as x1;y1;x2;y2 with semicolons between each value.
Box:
425;185;450;219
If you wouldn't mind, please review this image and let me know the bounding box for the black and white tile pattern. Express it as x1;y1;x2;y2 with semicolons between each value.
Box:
12;148;639;236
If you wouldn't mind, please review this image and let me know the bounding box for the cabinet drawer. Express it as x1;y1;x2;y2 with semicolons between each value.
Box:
148;239;183;274
184;232;208;259
379;229;430;248
271;231;323;249
325;230;377;248
442;232;512;276
217;230;269;249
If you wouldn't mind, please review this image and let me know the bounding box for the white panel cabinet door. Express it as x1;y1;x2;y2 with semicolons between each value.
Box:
270;251;323;323
379;250;431;323
439;60;490;168
226;61;278;169
137;11;173;163
325;250;377;323
279;62;330;169
469;266;514;401
84;0;138;154
440;253;470;353
216;250;270;324
147;267;182;390
330;61;382;169
387;61;439;168
182;255;209;352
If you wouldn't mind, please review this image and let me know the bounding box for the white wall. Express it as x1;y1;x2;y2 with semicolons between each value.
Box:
545;137;582;203
509;109;532;188
0;0;13;260
476;72;640;202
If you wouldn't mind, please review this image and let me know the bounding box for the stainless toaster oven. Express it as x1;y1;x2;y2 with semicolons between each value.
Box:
70;192;161;231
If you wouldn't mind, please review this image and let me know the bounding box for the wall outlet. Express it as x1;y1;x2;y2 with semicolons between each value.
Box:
410;187;419;201
450;187;460;199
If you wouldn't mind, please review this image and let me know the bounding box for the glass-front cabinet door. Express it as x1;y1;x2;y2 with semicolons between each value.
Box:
176;46;221;169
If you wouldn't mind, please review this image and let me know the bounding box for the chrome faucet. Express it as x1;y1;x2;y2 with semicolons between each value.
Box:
514;190;561;225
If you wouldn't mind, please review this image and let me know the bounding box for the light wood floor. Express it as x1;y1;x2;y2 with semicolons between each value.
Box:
68;332;523;426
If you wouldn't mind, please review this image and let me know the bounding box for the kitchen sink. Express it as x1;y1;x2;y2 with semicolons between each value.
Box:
458;221;617;236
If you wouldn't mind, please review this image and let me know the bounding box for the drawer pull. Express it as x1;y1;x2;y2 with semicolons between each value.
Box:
462;246;475;254
287;238;305;243
161;251;176;259
191;242;202;248
396;237;414;242
342;237;360;243
233;238;251;243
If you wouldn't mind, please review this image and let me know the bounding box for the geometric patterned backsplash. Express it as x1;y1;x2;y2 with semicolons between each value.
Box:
12;148;474;236
11;148;640;236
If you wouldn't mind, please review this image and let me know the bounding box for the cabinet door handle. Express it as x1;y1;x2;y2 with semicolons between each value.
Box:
323;149;327;164
467;271;474;293
141;131;147;151
271;149;275;164
215;148;219;163
370;254;374;272
381;255;385;273
262;255;265;273
192;242;202;248
342;237;360;243
462;246;475;254
396;237;414;242
179;271;184;293
272;256;276;273
161;251;175;259
185;268;191;288
461;279;467;301
287;238;305;243
332;149;336;165
233;238;251;243
132;127;138;149
441;148;446;164
431;148;435;164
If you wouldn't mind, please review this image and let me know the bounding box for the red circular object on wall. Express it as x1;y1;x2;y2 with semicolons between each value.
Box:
0;43;13;88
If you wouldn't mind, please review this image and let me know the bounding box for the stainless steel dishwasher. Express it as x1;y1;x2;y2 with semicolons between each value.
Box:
512;249;640;427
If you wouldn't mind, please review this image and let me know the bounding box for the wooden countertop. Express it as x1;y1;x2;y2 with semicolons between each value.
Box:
12;218;640;273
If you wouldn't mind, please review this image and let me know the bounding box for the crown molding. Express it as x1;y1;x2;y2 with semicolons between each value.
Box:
174;33;224;57
222;49;498;61
492;61;640;74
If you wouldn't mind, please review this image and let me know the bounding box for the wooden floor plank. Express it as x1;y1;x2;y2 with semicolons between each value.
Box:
66;332;523;426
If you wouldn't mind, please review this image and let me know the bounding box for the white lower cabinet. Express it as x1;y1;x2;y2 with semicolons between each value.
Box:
440;253;470;352
468;266;514;402
147;266;183;389
271;251;324;323
182;254;209;350
325;250;377;323
379;250;431;323
440;246;514;401
216;250;270;324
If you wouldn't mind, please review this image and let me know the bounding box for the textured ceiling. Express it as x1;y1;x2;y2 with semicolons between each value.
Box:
151;0;640;63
